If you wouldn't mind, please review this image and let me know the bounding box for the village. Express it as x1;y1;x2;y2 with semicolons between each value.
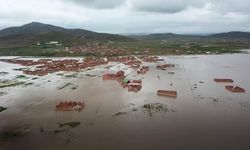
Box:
0;54;249;150
0;55;181;98
66;43;127;56
0;54;245;105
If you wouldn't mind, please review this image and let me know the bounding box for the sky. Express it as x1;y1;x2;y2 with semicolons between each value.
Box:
0;0;250;34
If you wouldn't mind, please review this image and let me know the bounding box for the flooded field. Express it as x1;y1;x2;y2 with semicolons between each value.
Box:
0;54;250;150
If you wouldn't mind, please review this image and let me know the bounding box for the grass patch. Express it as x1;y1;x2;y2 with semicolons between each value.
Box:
16;75;28;79
140;103;169;117
64;74;78;78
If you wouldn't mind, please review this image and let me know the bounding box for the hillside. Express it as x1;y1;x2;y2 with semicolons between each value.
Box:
0;22;133;48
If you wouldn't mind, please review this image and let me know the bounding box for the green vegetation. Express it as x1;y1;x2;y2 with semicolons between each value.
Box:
64;73;78;78
0;39;249;56
141;103;168;112
140;103;169;117
16;75;28;79
0;22;250;56
0;80;26;88
104;39;250;55
0;106;7;112
0;91;7;96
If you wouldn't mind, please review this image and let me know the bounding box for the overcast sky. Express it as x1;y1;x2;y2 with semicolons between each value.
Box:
0;0;250;34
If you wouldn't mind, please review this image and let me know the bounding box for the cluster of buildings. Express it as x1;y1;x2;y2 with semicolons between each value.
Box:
122;79;142;92
0;55;163;77
156;64;175;70
67;44;126;56
102;70;125;80
138;56;164;62
102;70;142;92
0;58;108;76
108;56;142;69
56;101;85;111
36;41;62;47
137;66;149;74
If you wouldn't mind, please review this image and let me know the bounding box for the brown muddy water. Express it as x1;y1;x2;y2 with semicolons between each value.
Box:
0;54;250;150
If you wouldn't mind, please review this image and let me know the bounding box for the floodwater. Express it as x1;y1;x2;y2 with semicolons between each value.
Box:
0;54;250;150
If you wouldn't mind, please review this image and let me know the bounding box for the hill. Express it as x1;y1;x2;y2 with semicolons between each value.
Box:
0;22;133;48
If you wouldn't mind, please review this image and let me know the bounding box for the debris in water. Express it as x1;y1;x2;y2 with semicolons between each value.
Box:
13;68;27;71
25;82;33;86
2;125;31;138
53;129;66;134
71;86;78;90
113;112;127;117
168;72;175;74
59;121;81;128
213;97;219;102
85;74;97;77
57;83;73;90
40;127;44;134
0;72;9;75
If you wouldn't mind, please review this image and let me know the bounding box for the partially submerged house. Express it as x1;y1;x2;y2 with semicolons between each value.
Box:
214;79;234;83
225;85;245;93
157;90;177;98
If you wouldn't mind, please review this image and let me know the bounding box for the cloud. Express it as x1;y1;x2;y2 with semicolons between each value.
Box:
128;0;204;13
66;0;125;9
0;0;250;33
208;0;250;13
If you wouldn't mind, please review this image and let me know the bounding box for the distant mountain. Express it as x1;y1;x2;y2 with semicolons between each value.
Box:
210;31;250;39
131;33;200;40
0;22;133;48
131;31;250;40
